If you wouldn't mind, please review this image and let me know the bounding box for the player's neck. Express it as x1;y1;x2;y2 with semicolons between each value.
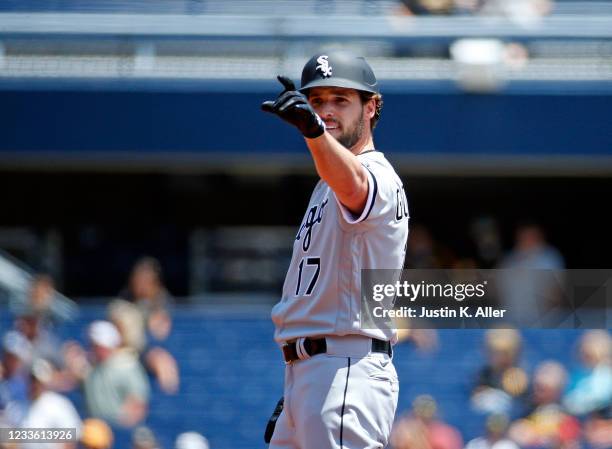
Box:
350;135;375;156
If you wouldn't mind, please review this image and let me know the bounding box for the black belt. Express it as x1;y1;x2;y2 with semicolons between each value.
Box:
282;337;392;364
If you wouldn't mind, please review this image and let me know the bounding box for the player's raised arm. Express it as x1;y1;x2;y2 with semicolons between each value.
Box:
303;89;376;215
261;53;381;216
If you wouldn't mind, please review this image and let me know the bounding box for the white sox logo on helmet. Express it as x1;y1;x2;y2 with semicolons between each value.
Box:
316;55;332;77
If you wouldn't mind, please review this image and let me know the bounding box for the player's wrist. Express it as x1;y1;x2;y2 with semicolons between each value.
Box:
301;114;325;139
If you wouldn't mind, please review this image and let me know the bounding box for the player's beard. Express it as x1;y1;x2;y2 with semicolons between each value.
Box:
336;109;365;150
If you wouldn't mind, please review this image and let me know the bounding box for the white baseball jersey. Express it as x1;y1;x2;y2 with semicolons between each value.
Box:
272;150;409;344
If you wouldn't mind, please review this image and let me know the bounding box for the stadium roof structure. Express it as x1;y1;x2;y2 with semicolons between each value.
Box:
0;1;612;84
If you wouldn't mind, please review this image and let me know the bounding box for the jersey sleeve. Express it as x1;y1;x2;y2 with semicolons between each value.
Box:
334;159;401;226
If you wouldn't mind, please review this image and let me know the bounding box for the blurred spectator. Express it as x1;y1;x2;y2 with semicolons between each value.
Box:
464;414;520;449
390;395;463;449
395;0;554;18
479;0;553;25
120;257;172;341
500;223;564;270
564;330;612;449
13;312;78;392
65;321;150;428
471;329;529;415
80;418;113;449
395;327;439;352
107;299;146;354
11;274;56;322
14;313;64;371
508;361;580;449
9;273;76;325
175;432;209;449
563;330;611;417
395;0;554;19
405;224;455;269
583;410;612;449
21;358;81;449
29;274;55;315
397;0;455;15
108;299;179;394
470;217;503;268
131;426;161;449
0;331;32;425
496;222;565;326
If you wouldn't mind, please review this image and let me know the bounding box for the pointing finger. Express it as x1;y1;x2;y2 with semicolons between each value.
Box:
277;75;296;92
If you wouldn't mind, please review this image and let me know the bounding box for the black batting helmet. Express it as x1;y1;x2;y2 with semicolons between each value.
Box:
299;51;379;94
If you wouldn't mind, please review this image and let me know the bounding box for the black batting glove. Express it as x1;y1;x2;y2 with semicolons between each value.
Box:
261;76;325;139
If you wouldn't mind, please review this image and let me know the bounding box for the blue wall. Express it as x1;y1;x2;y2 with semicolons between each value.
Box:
1;81;611;159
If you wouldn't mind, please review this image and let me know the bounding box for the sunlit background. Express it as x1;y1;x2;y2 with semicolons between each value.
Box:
0;1;611;449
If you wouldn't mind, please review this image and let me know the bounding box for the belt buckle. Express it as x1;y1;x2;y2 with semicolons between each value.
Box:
281;343;294;365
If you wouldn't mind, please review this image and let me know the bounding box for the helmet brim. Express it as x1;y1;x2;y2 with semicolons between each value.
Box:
299;77;378;95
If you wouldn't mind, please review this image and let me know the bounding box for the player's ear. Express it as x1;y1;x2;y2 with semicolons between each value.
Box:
364;96;376;121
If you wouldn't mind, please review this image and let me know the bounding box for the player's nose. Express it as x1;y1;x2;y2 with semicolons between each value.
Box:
312;100;336;118
318;105;336;120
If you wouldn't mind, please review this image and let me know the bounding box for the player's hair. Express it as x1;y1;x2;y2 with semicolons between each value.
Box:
359;91;383;131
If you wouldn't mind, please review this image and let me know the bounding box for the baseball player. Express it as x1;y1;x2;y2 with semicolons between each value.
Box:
261;51;410;449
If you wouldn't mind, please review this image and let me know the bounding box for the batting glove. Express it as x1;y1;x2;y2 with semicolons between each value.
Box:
261;76;325;139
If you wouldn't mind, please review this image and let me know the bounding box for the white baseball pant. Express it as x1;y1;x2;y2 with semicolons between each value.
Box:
269;335;399;449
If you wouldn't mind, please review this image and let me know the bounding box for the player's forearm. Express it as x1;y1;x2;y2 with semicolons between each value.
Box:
306;132;368;213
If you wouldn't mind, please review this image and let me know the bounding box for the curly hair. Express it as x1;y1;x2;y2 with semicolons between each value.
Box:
359;91;383;131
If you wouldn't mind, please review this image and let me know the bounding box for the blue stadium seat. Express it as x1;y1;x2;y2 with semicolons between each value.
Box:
0;306;597;448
